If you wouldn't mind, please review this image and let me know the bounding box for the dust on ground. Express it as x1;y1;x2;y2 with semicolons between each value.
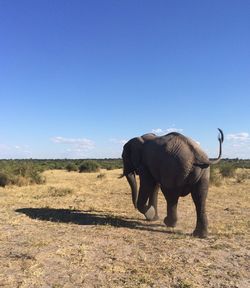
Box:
0;169;249;288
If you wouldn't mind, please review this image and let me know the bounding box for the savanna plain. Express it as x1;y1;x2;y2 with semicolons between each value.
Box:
0;168;249;288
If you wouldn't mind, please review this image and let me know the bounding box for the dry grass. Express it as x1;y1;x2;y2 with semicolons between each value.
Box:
0;169;249;288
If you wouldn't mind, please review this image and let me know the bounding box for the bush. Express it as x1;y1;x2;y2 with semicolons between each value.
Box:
235;170;250;183
79;161;100;173
219;163;236;178
0;172;9;187
99;160;123;170
13;163;45;185
210;167;223;186
66;163;78;172
29;170;46;185
0;163;45;187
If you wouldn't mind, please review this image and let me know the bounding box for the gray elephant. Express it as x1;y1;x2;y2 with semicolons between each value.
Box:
121;129;224;238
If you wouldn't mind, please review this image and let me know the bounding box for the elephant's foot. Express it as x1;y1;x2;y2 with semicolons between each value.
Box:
192;229;208;238
164;216;177;227
144;206;156;221
151;214;159;221
146;214;159;222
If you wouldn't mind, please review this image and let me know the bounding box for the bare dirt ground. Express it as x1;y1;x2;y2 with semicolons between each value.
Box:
0;169;249;288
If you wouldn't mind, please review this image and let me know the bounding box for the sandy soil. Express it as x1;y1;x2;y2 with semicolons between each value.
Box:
0;169;249;288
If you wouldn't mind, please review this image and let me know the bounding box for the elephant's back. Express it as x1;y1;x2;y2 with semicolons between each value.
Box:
144;134;203;188
160;133;209;165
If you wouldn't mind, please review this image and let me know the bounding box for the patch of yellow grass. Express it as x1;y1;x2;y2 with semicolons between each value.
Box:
0;169;249;287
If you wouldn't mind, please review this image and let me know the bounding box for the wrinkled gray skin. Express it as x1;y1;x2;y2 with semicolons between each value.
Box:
122;129;224;238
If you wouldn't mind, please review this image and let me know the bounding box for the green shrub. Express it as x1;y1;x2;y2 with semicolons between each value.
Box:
14;163;45;185
210;167;223;186
235;170;250;183
79;161;100;173
0;163;45;187
0;172;9;187
29;171;46;185
100;159;123;170
219;163;236;178
65;162;78;172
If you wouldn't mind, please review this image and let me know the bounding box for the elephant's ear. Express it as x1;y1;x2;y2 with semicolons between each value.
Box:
122;142;133;175
130;137;144;171
122;137;144;174
131;135;156;169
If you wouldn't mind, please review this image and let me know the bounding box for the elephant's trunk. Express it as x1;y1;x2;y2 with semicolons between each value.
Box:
125;172;138;208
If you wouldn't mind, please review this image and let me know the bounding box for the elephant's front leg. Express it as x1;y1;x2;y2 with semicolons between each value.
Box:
163;189;179;227
137;168;157;221
191;178;209;238
148;184;160;221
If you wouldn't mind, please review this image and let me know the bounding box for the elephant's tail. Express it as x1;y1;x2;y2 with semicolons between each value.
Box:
208;128;224;165
193;128;224;168
202;128;224;165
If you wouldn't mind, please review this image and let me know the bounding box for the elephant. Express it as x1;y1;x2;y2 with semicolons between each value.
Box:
121;129;224;238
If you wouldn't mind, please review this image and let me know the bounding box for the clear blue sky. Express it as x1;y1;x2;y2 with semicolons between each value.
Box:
0;0;249;159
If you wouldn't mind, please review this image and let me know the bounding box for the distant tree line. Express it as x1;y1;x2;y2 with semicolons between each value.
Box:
0;159;123;187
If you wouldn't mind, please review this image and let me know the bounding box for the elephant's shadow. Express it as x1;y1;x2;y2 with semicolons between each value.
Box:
15;208;186;236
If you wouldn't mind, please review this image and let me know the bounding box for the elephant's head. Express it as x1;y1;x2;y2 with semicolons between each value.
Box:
121;133;156;209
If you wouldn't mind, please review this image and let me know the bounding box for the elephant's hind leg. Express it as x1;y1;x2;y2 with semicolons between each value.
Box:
191;179;209;238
